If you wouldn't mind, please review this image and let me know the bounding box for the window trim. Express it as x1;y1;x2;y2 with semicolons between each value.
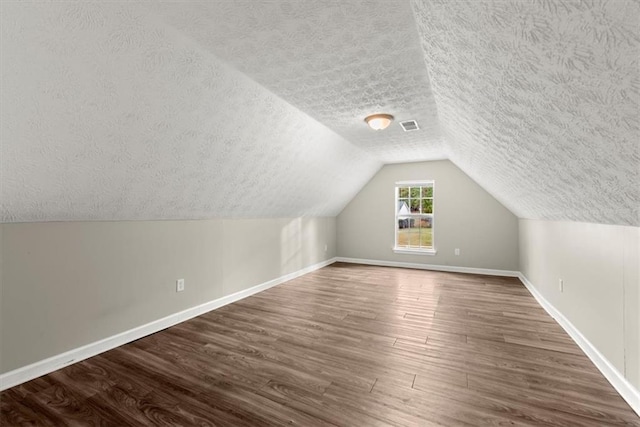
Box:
393;180;436;255
393;247;437;255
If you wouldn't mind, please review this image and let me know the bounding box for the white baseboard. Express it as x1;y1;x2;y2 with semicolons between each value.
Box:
335;256;520;277
0;257;337;391
3;257;637;418
518;273;640;417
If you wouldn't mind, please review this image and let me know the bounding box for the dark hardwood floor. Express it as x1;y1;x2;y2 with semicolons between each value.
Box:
2;263;638;426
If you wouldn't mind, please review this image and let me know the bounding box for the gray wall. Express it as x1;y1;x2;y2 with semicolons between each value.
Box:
0;217;336;373
337;160;519;271
519;219;639;390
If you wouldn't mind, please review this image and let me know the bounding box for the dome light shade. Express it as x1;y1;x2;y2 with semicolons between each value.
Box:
365;113;394;130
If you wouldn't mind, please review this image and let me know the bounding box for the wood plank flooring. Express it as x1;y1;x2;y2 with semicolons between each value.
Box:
2;263;638;426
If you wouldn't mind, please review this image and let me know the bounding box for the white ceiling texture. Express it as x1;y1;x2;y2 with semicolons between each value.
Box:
1;1;638;225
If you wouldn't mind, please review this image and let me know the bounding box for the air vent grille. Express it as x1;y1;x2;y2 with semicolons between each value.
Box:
399;120;419;132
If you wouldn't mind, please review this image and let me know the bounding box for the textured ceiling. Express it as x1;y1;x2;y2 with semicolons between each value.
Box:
0;1;381;221
1;0;638;225
412;0;639;225
152;0;445;163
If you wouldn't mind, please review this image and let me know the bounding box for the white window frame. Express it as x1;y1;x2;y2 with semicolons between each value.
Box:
393;180;436;255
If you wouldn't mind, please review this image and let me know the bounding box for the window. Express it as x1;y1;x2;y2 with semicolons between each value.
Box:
394;181;435;254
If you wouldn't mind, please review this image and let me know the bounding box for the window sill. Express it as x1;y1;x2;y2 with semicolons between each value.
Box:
393;247;437;256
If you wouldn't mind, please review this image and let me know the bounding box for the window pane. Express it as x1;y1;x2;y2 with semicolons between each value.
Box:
408;219;420;246
399;187;409;198
422;186;433;197
410;187;421;198
397;199;409;215
419;216;432;229
396;225;406;246
397;217;422;247
419;217;433;247
410;199;420;213
422;199;433;214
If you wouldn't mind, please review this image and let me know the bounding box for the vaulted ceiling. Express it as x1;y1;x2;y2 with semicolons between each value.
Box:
1;1;638;225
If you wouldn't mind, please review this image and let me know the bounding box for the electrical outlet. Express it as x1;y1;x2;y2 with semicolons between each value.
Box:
324;244;328;252
454;248;460;256
559;279;563;293
176;279;185;292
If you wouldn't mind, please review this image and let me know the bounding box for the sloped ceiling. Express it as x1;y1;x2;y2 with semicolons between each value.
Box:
151;1;445;162
1;1;638;225
412;0;639;226
0;2;382;221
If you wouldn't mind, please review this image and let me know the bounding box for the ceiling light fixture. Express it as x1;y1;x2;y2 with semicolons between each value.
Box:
365;113;394;130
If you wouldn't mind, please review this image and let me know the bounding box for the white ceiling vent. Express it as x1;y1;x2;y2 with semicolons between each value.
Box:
399;120;419;132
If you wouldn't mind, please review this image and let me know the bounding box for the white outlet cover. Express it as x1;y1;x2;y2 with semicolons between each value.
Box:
176;279;185;292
